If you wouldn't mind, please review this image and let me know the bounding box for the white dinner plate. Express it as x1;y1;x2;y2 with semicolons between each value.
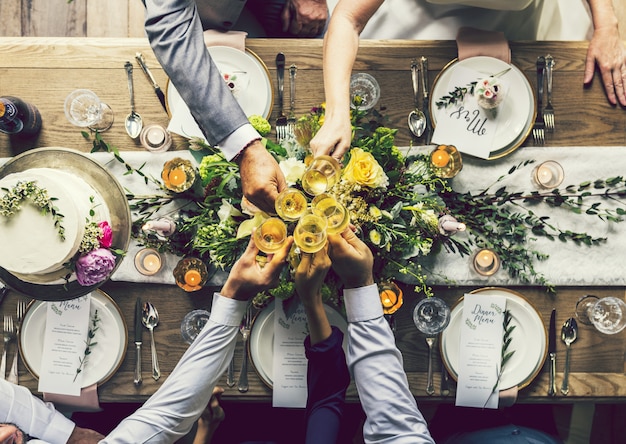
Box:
166;46;273;127
441;287;547;390
249;300;348;388
19;290;128;388
430;57;535;160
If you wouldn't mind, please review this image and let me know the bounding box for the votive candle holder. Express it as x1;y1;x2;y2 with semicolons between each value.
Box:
134;248;164;276
472;248;501;276
173;257;208;292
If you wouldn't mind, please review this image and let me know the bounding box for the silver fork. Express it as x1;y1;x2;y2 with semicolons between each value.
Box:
237;305;252;393
286;64;297;137
543;54;555;132
532;56;546;146
8;300;27;384
275;53;287;142
1;316;14;380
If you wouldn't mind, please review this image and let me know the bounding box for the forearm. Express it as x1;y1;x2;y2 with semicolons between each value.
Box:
587;0;619;31
302;299;332;345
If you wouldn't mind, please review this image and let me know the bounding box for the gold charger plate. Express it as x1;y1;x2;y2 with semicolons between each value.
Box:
0;148;131;300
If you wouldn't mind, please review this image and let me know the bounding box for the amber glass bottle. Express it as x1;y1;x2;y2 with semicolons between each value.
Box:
0;96;42;136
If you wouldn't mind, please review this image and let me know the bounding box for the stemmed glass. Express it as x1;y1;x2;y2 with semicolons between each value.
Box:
275;188;308;221
575;295;626;334
293;212;328;253
311;195;350;235
64;88;114;131
301;155;341;196
180;309;211;344
253;217;288;254
413;297;451;395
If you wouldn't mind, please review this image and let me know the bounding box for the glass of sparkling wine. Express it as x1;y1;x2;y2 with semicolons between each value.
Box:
64;89;114;131
312;196;350;235
293;213;328;253
253;217;288;254
575;295;626;334
275;188;308;221
301;155;342;196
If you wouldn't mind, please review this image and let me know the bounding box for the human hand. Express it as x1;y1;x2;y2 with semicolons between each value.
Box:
584;25;626;106
309;113;353;162
281;0;328;37
220;234;293;300
238;140;287;214
66;426;105;444
327;228;374;289
193;386;225;444
0;423;26;444
295;245;331;308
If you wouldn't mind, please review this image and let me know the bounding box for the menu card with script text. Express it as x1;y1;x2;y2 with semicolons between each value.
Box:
38;295;91;396
455;293;506;409
272;301;309;408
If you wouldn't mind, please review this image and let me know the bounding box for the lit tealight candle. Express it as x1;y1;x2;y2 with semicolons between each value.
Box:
168;167;187;187
473;248;500;276
184;269;202;287
532;160;564;189
146;127;166;147
143;253;161;273
134;248;163;276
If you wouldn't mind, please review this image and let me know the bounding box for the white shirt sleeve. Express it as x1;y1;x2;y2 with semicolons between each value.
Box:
0;379;74;444
344;284;435;444
101;293;245;444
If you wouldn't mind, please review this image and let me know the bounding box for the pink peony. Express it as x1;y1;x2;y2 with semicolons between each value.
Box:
75;248;116;286
98;221;113;248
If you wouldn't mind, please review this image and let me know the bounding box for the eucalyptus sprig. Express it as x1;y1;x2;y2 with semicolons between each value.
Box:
435;82;477;109
74;309;101;382
483;309;516;408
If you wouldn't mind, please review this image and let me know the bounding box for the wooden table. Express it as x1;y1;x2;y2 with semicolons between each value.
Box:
1;37;626;406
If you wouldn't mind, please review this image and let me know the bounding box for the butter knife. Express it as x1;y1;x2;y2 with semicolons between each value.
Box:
548;308;556;396
134;297;143;386
135;53;167;113
419;56;432;144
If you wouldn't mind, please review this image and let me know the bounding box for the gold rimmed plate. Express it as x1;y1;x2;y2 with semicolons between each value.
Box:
0;147;131;300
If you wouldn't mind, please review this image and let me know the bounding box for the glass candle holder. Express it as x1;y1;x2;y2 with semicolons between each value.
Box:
301;155;342;196
293;212;328;253
430;145;463;179
350;72;381;110
312;195;350;235
472;248;501;276
275;188;308;221
378;281;404;315
181;309;211;344
532;160;564;189
253;217;288;253
140;124;172;153
134;248;163;276
162;157;196;193
173;257;208;292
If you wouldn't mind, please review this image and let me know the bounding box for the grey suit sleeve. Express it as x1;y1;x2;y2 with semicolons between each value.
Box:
144;0;250;146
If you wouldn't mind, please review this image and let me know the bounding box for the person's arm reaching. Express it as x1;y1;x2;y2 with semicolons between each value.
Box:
584;0;626;106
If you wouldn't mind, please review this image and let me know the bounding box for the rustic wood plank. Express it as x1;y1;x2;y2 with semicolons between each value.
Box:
24;0;86;37
87;0;127;37
128;0;147;38
0;0;22;37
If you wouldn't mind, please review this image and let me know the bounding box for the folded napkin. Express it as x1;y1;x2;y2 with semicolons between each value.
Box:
203;29;247;51
43;384;101;413
456;27;511;63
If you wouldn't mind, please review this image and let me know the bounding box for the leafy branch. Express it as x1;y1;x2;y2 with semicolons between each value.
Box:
483;309;516;408
74;310;101;382
435;82;477;109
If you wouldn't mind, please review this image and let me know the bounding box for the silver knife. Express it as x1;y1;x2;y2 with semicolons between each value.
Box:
0;281;8;307
419;56;432;144
134;297;143;386
548;308;556;396
135;53;168;113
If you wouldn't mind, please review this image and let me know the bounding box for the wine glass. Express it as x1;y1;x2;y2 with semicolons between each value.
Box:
253;217;288;254
293;212;328;253
64;89;114;131
301;155;341;196
413;297;451;395
180;309;211;344
311;195;350;235
275;188;308;221
575;295;626;334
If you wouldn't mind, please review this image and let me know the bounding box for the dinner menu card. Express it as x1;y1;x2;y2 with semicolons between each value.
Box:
38;295;91;396
431;65;505;159
272;300;309;408
455;293;506;409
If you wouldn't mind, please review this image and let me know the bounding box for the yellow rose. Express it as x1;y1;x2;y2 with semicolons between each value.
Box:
342;148;389;188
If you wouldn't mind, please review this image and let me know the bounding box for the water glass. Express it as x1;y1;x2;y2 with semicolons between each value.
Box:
181;309;211;344
64;89;114;131
413;297;451;336
350;72;380;110
575;295;626;334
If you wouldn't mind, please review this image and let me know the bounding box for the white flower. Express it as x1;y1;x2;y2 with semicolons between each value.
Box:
279;158;307;186
217;199;242;223
369;229;382;245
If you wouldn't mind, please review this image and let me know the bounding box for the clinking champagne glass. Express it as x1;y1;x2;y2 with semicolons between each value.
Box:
301;155;342;196
293;212;328;253
275;188;308;221
253;217;288;254
312;195;350;235
575;295;626;334
413;297;451;395
64;88;114;131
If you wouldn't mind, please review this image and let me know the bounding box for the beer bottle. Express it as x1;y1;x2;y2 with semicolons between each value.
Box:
0;96;42;136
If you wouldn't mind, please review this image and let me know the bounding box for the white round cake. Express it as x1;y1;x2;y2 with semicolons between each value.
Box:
0;168;110;283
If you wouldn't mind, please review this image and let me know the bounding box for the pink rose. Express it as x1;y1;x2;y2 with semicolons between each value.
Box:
75;248;116;286
98;221;113;248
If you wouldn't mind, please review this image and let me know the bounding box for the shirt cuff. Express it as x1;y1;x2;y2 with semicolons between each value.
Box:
210;293;247;326
343;284;384;323
218;124;261;161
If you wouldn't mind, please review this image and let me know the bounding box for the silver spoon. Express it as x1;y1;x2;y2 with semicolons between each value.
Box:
407;59;426;138
560;317;578;395
142;301;161;381
124;61;143;139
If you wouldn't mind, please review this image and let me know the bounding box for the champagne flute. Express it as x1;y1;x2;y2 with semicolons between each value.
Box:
301;155;341;196
275;188;308;221
413;297;451;395
575;295;626;334
312;195;350;235
64;89;114;131
293;213;328;253
253;217;288;254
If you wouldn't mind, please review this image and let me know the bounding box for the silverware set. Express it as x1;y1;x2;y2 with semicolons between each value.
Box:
533;54;557;145
1;299;26;383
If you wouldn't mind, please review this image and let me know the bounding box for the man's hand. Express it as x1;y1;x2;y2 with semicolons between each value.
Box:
193;386;225;444
281;0;328;37
309;111;353;161
238;140;287;214
584;25;626;107
66;426;105;444
327;228;374;289
220;235;293;300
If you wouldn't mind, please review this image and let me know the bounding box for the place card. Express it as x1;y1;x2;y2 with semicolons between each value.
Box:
272;300;309;408
455;293;506;409
432;66;503;159
37;295;92;396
